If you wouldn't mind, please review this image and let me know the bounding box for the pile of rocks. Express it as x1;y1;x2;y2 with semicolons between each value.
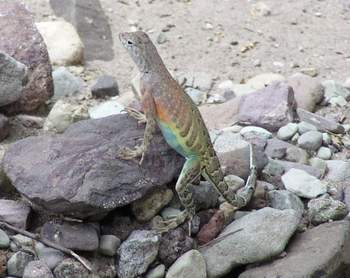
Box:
1;1;350;278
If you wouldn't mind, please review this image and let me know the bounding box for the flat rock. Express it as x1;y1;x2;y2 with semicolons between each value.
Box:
238;82;297;132
325;160;350;182
0;51;27;106
52;67;82;99
88;98;126;119
166;250;206;278
41;222;99;251
0;199;31;229
308;197;348;225
287;73;324;112
23;260;54;278
36;21;84;66
297;108;345;134
269;190;304;217
277;123;298;141
239;221;350;278
117;230;160;278
0;1;53;113
91;75;119;98
200;207;300;278
281;168;327;198
3;114;183;218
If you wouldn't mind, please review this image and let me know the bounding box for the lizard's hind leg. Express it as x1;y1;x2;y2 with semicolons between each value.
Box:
156;157;201;233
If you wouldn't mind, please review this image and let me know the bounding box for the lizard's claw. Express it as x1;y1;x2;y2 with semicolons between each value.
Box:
124;107;147;124
117;145;145;164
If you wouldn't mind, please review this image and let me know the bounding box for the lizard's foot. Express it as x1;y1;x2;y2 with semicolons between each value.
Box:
117;145;145;164
125;107;146;124
155;210;190;234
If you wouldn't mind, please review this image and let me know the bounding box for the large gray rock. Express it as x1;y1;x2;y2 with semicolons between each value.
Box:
0;1;53;114
269;190;304;217
23;260;54;278
297;130;323;151
0;199;31;229
166;250;206;278
3;114;183;219
238;82;297;132
200;207;300;277
0;51;27;106
7;251;35;277
239;221;350;278
117;230;160;278
325;160;350;182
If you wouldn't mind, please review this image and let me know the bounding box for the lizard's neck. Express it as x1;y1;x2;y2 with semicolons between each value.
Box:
136;47;171;78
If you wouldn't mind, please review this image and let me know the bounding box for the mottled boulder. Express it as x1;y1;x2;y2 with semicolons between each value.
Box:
238;82;297;132
0;1;53;113
3;114;183;218
239;221;350;278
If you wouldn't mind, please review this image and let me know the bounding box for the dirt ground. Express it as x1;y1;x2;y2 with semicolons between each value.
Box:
26;0;350;94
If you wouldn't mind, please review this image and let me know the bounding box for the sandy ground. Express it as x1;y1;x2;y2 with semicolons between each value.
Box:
25;0;350;95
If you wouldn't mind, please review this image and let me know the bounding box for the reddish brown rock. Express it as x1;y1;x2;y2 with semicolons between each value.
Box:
197;210;225;245
0;1;53;114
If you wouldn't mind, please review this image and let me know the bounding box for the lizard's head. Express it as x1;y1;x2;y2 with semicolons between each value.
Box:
119;31;158;73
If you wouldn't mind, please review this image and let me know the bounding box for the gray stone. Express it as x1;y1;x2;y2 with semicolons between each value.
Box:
117;230;160;278
240;126;272;140
88;98;125;119
297;121;317;134
7;251;35;277
231;83;256;97
192;72;213;92
185;88;207;105
160;207;182;220
0;1;53;113
53;258;89;278
282;168;327;198
146;264;165;278
200;207;300;277
325;160;350;182
246;73;286;90
10;234;33;253
0;114;10;142
41;222;99;252
189;181;219;211
269;190;304;217
159;227;194;267
309;157;327;177
285;146;309;164
52;67;82;99
23;260;54;278
132;188;174;222
264;138;289;159
239;221;350;278
91;75;119;98
297;130;323;151
297;108;345;134
99;235;120;256
317;146;332;160
157;32;168;44
3;114;183;219
0;229;9;249
277;123;298;141
206;93;226;104
329;95;347;107
166;250;206;278
44;100;89;133
35;242;66;270
238;82;297;132
0;200;30;229
0;51;27;106
287;73;324;112
308;197;348;225
322;79;350;101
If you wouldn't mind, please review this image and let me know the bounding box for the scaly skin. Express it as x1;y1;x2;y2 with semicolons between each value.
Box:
119;31;257;232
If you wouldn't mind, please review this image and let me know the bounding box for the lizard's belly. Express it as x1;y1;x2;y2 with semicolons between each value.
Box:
158;121;194;158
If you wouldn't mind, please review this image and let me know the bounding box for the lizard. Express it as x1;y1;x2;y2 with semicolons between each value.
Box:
118;31;257;232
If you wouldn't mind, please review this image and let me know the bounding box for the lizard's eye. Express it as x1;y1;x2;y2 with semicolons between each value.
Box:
127;40;133;45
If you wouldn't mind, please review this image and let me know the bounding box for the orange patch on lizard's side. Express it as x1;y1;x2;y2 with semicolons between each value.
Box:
155;102;172;123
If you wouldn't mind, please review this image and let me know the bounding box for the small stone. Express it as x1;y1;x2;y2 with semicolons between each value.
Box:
308;197;348;225
146;264;165;278
0;229;9;249
190;181;219;211
206;94;226;104
269;190;304;217
285;146;309;164
297;130;323;151
298;121;317;134
166;250;206;278
0;200;31;229
91;75;119;98
161;207;182;220
23;260;54;278
300;67;318;77
246;73;286;90
157;32;168;44
10;234;34;252
253;59;261;67
281;168;327;198
317;146;332;160
291;132;299;143
99;235;120;257
322;133;332;145
329;95;347;107
52;67;82;99
193;72;213;92
35;242;66;270
118;230;160;278
88;98;126;119
309;157;327;177
53;258;89;278
240;126;272;140
7;251;35;277
132;188;174;222
277;123;298;141
197;210;225;245
185;88;207;105
322;80;350;101
44;100;89;133
36;21;84;66
251;2;271;16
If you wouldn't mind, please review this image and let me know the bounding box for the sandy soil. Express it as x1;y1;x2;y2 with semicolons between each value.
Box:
25;0;350;94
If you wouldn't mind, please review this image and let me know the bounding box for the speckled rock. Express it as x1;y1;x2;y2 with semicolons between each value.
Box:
308;197;348;225
53;258;89;278
7;251;35;277
23;260;54;278
297;131;323;151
